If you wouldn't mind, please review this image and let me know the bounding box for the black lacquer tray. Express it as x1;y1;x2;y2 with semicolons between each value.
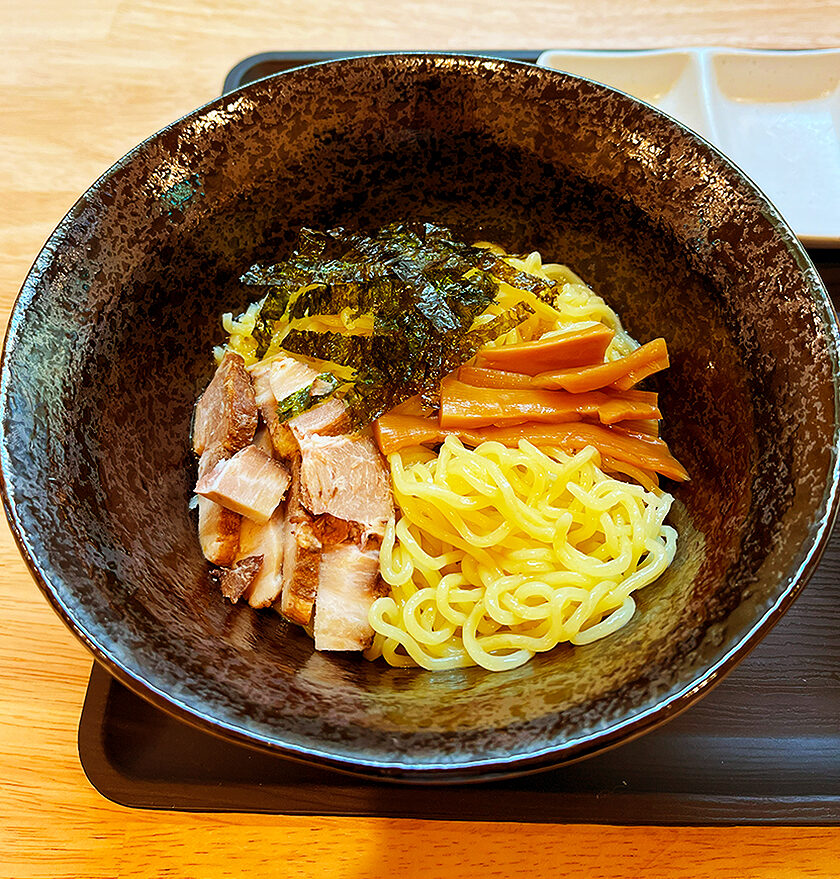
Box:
221;50;544;94
77;54;840;823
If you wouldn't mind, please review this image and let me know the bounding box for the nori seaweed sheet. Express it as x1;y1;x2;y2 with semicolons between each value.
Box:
241;223;538;427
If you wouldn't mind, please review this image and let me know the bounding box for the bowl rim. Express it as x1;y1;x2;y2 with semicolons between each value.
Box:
2;51;839;781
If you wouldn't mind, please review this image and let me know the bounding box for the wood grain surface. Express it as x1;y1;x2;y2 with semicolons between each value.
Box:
2;1;840;876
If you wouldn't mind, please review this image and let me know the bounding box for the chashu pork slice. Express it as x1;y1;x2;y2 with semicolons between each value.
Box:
296;433;393;527
250;353;343;459
279;519;321;625
196;445;241;566
197;496;241;566
237;508;286;608
192;352;257;565
252;424;276;458
285;433;392;640
288;396;350;441
196;445;290;525
267;354;322;403
313;543;385;651
218;555;263;603
195;424;271;569
214;476;285;607
193;352;258;457
249;355;315;459
277;456;322;626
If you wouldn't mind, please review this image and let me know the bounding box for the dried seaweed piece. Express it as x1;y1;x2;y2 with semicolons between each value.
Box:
476;252;557;303
420;301;536;404
460;302;536;355
343;364;416;429
252;300;289;358
237;223;541;428
280;330;379;368
276;373;341;423
285;264;399;322
243;229;345;356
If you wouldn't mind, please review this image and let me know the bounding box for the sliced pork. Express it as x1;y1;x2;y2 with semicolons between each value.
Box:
313;543;384;651
266;354;321;402
272;423;393;641
193;352;259;565
249;354;345;458
288;396;350;440
194;347;396;652
252;424;276;458
193;352;258;457
279;519;322;625
249;357;299;459
296;433;393;526
219;555;263;603
197;496;241;566
196;445;291;525
237;509;286;608
196;440;241;565
309;513;364;547
277;455;321;625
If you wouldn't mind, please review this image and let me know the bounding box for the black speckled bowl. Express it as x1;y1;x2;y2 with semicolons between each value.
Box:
2;54;838;781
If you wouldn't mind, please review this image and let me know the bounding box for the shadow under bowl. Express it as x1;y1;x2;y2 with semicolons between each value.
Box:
2;54;838;781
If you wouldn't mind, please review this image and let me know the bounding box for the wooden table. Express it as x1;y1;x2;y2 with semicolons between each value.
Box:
3;2;839;876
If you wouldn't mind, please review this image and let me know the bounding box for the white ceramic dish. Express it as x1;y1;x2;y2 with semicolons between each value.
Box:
537;48;840;247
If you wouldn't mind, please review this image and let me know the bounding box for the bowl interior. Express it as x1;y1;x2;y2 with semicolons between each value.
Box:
2;55;837;779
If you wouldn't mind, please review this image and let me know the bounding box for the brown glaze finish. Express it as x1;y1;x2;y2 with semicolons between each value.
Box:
1;54;837;780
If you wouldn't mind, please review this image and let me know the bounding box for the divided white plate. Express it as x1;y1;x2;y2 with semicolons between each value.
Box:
537;48;840;247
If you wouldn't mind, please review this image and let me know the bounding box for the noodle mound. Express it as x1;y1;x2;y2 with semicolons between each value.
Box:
213;233;682;671
367;436;677;671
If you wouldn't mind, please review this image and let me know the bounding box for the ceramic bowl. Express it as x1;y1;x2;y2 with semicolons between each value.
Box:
2;54;838;781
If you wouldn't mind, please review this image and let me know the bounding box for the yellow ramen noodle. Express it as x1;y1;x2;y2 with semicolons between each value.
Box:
366;247;678;672
216;238;679;671
367;438;677;671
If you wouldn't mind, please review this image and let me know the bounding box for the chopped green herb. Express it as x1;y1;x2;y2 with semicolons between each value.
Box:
276;373;341;423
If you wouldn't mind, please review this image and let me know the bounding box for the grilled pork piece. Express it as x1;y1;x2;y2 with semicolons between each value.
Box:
250;354;345;459
288;396;350;440
275;425;393;642
193;352;259;565
267;354;321;402
278;456;321;625
196;445;291;524
309;513;364;546
252;424;276;457
296;433;393;526
313;543;384;651
237;509;286;608
197;496;241;566
193;352;258;457
197;350;393;649
219;555;263;603
250;357;303;459
274;451;391;645
279;520;322;625
195;437;241;565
